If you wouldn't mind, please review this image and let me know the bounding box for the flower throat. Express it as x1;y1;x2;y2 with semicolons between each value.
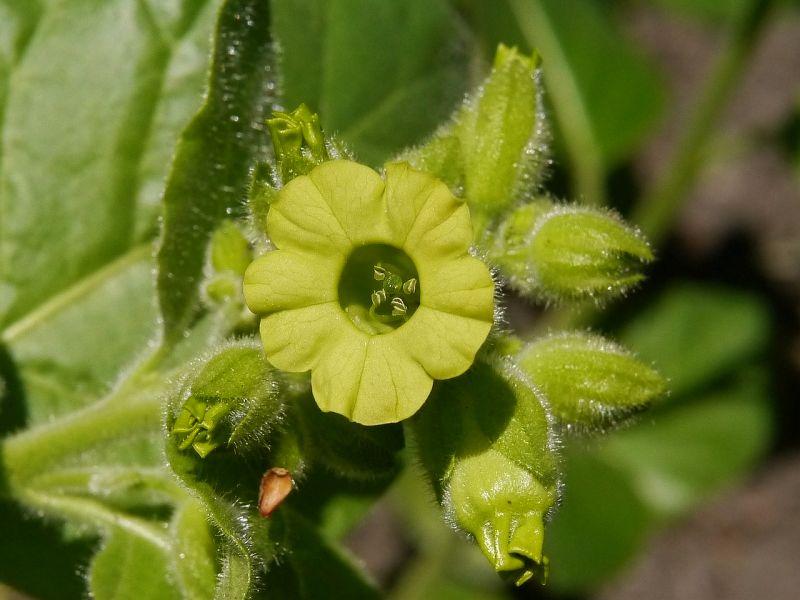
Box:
338;244;420;334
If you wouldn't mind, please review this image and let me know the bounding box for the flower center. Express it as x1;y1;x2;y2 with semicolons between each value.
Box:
338;244;420;334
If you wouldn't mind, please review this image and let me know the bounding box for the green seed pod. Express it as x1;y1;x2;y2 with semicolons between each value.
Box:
495;205;653;303
517;332;666;430
408;356;560;585
170;339;284;457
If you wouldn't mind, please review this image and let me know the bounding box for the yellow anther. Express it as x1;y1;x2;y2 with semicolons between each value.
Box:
391;297;408;316
403;278;417;295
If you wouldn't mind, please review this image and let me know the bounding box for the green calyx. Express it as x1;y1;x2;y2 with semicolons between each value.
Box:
408;357;559;586
517;332;667;429
170;341;283;458
490;205;654;303
448;450;552;586
173;395;234;458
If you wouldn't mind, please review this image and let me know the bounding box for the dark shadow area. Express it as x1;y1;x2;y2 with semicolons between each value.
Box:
0;499;96;600
0;344;27;436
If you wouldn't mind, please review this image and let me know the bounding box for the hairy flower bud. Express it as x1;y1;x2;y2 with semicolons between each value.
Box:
400;45;549;231
201;221;258;332
170;340;283;457
530;207;653;301
491;205;653;303
409;357;560;585
517;332;666;429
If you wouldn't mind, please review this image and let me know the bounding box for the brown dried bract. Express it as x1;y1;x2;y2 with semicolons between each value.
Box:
258;467;293;517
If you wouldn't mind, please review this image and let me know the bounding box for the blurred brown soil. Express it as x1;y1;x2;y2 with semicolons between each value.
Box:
596;452;800;600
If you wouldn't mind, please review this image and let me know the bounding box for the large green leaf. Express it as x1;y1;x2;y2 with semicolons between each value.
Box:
508;0;664;164
0;498;94;600
0;0;222;432
619;283;772;397
89;528;181;600
156;0;276;347
2;248;157;427
0;0;219;328
650;0;755;22
273;0;471;166
544;449;652;592
0;369;192;599
601;371;772;516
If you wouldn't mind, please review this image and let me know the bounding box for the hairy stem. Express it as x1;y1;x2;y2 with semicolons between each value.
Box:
1;382;162;489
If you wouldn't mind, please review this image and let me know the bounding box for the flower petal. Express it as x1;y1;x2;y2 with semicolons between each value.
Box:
395;306;492;379
307;160;392;244
258;302;343;372
268;174;352;254
384;162;473;259
419;254;495;321
311;331;433;425
243;250;340;314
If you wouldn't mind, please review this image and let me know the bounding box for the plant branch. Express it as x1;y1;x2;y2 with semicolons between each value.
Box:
632;0;776;243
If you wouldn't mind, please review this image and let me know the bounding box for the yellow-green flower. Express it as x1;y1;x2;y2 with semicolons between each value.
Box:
244;160;494;425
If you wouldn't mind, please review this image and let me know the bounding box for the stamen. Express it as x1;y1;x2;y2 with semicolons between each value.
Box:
371;289;387;307
373;266;386;281
403;278;417;294
391;297;408;317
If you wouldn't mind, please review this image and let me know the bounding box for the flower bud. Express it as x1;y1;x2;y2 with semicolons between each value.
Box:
519;206;652;302
517;332;666;429
209;220;251;276
488;199;553;285
400;45;549;229
170;340;283;457
266;103;329;183
201;221;259;331
409;357;559;585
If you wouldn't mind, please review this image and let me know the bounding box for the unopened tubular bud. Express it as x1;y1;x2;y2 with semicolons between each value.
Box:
266;104;330;184
399;45;549;231
516;332;666;429
527;206;653;302
408;357;559;585
170;340;283;458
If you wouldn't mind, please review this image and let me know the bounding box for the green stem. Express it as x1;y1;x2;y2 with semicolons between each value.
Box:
17;490;171;550
508;0;606;207
2;388;162;487
632;0;775;243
